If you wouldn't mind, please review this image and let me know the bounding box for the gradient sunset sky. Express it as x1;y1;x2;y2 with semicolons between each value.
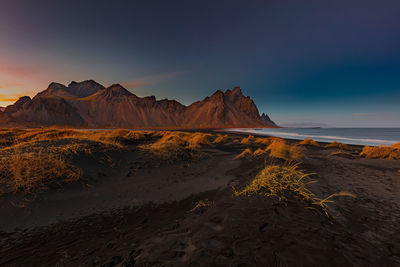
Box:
1;0;399;127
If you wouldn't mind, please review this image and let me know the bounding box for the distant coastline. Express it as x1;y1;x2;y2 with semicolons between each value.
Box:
225;127;400;146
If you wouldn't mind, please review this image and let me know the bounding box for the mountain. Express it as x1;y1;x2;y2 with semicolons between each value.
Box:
260;113;277;127
37;80;105;98
66;80;105;97
4;95;85;126
0;81;276;128
183;87;264;127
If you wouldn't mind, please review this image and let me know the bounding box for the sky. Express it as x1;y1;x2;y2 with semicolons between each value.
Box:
0;0;399;127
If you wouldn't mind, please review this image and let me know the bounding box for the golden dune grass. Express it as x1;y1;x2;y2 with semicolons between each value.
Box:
189;199;215;213
254;137;272;145
234;148;253;159
186;132;212;150
0;129;217;194
0;129;158;194
0;150;81;195
233;164;315;201
360;142;400;160
253;148;267;157
139;131;212;160
241;135;255;145
325;141;352;151
235;138;303;161
298;138;319;147
328;151;355;159
0;129;157;156
266;139;287;159
213;134;229;144
266;139;303;161
233;163;356;214
140;132;188;160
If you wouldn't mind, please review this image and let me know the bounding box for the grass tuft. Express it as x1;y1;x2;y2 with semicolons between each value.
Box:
253;148;267;157
186;132;212;150
234;148;253;159
139;131;211;161
325;141;352;151
241;135;255;145
233;164;315;201
0;129;157;195
0;150;81;195
360;142;400;160
298;138;319;147
213;134;229;144
266;139;303;161
189;199;215;213
254;137;273;145
329;151;355;159
233;163;356;215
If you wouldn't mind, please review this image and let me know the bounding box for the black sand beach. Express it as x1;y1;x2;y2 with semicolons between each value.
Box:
0;129;400;266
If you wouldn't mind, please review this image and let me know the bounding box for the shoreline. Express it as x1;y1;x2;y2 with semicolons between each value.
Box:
218;128;399;147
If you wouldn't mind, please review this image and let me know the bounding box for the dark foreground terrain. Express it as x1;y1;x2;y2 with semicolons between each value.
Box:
0;129;400;266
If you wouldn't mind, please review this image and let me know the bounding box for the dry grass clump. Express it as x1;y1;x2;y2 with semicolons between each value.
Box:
186;132;212;150
233;164;356;215
241;135;255;145
189;199;215;213
265;139;287;159
0;129;158;157
234;148;253;159
1;129;155;148
360;142;400;160
0;129;160;195
0;151;81;195
288;145;303;161
0;129;165;195
86;130;153;147
235;138;303;161
329;151;355;159
298;138;319;147
254;137;272;145
140;132;211;161
253;148;267;157
4;129;84;145
213;134;229;144
140;132;189;160
313;192;356;214
326;141;352;151
266;139;303;161
233;164;314;201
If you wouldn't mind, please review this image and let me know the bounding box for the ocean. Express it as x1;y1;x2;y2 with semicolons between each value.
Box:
226;128;400;146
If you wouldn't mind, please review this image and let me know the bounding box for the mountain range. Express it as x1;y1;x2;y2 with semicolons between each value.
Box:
0;80;276;128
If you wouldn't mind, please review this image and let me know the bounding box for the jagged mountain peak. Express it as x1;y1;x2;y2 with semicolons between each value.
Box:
68;79;100;87
48;82;66;89
96;84;133;98
67;80;105;97
260;112;277;126
38;82;69;97
226;86;243;95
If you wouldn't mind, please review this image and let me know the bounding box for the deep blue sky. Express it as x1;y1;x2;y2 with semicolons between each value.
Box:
1;0;399;126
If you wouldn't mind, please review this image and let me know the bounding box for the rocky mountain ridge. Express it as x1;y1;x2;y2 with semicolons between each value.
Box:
1;80;277;128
